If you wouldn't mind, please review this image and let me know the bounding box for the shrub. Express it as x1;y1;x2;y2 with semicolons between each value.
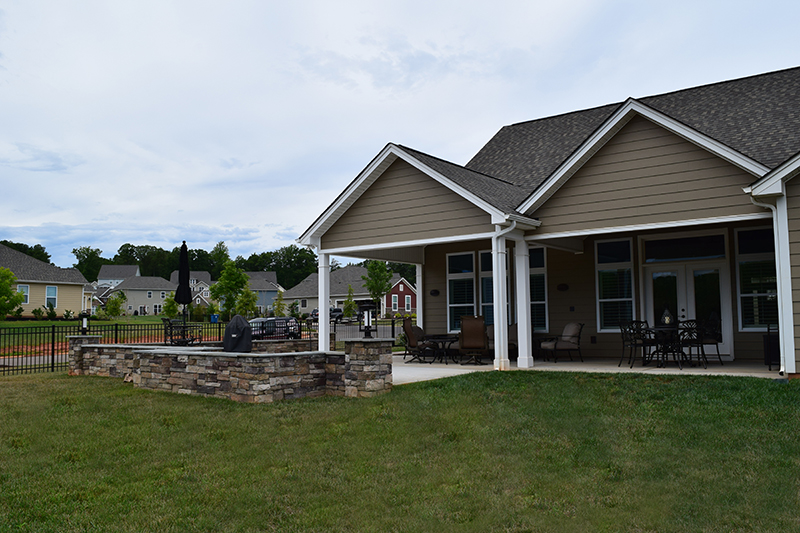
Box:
13;307;23;320
63;309;75;320
31;308;44;320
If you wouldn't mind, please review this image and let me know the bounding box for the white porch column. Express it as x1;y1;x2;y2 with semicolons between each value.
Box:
513;239;533;368
318;253;331;351
775;196;796;374
415;263;424;327
492;233;510;370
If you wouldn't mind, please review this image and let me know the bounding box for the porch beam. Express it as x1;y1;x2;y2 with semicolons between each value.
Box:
318;253;331;351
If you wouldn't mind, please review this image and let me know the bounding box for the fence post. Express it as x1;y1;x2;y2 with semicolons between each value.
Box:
114;323;119;344
50;324;56;372
391;318;395;340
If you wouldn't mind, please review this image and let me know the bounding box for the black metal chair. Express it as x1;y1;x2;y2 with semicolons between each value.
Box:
679;319;707;368
402;317;436;364
700;319;723;365
765;323;780;371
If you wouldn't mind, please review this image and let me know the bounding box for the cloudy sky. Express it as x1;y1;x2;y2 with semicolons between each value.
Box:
1;0;799;268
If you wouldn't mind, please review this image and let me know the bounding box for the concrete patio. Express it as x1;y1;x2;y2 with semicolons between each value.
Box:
392;355;785;385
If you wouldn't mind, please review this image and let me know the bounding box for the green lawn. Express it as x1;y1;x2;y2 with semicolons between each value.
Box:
1;371;799;532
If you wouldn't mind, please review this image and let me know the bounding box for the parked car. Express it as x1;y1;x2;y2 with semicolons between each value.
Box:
330;308;344;322
310;308;319;320
249;317;301;340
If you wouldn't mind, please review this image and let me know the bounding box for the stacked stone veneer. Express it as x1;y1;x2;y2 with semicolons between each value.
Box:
67;336;391;403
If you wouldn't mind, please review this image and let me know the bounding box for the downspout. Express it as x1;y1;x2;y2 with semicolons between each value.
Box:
492;220;517;370
750;196;786;375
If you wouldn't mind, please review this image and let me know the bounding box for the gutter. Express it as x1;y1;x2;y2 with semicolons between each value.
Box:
750;196;785;376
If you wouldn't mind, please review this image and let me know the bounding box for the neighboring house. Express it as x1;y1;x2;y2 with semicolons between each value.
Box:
283;265;404;316
97;265;140;288
385;278;416;316
110;276;176;316
0;243;89;317
169;270;214;309
244;271;282;314
299;66;800;376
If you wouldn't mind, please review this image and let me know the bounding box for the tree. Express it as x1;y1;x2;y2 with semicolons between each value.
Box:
343;284;357;319
72;246;112;282
272;290;286;317
209;241;230;280
0;241;51;264
234;245;317;290
288;300;300;319
235;282;259;318
387;262;416;285
209;260;248;319
0;268;26;318
361;260;393;316
104;292;127;319
162;292;179;319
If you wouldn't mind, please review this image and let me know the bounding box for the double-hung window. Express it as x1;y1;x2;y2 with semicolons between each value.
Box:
17;285;29;305
392;294;398;312
405;295;412;312
45;286;58;309
529;247;548;331
596;239;633;331
736;228;777;330
447;252;475;332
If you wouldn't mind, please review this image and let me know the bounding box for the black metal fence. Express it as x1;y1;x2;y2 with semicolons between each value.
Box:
0;318;401;376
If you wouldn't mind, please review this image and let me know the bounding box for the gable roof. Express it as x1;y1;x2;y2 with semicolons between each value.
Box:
300;66;800;246
114;276;176;291
98;265;140;280
244;271;281;292
0;244;87;285
169;270;212;285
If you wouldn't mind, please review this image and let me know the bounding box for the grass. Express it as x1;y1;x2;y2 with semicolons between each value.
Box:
1;371;799;532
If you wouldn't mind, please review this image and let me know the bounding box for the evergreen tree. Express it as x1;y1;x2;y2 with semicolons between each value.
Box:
0;268;26;318
343;284;357;319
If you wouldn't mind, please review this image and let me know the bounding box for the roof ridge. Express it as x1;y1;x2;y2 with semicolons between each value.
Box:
642;65;800;102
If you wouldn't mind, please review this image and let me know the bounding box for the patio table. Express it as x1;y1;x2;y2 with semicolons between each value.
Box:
423;334;459;364
645;326;683;369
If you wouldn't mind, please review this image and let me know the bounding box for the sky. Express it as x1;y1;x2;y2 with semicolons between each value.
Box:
1;0;799;268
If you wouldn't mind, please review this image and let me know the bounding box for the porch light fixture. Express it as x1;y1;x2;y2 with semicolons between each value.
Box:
429;289;440;297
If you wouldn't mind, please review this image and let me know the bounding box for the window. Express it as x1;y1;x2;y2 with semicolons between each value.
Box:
161;291;166;299
529;247;548;332
153;304;163;315
301;299;307;309
392;294;398;312
196;298;201;305
596;239;633;331
736;228;777;330
447;252;475;331
203;291;209;297
45;286;57;309
405;295;412;312
147;291;153;299
399;284;404;292
17;285;29;305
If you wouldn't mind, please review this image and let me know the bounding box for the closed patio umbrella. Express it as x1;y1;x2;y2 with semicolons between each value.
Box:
175;241;192;325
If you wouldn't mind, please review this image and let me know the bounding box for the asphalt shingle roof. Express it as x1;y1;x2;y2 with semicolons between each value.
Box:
98;265;140;280
114;276;176;291
0;244;88;284
459;66;800;206
283;265;402;300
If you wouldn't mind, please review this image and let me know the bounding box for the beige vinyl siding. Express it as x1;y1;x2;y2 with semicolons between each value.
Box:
531;115;763;236
321;160;493;249
785;179;800;368
14;282;84;317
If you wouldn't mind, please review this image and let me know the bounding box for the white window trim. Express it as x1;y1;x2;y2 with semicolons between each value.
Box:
147;291;153;299
45;286;58;309
405;295;412;312
595;238;634;333
446;252;476;333
392;294;398;312
17;284;29;305
529;246;549;333
735;226;776;332
161;291;166;299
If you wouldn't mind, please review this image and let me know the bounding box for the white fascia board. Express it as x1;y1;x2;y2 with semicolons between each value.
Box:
298;144;510;247
751;151;800;197
524;212;771;241
517;99;769;215
318;231;496;257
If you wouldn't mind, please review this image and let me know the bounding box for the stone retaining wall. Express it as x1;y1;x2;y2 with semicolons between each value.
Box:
67;336;391;403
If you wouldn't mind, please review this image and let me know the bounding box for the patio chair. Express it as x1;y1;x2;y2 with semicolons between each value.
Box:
458;315;489;365
679;319;707;368
402;317;436;364
700;318;723;365
540;323;584;362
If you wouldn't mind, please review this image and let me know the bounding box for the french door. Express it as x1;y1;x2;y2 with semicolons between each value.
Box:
644;261;733;357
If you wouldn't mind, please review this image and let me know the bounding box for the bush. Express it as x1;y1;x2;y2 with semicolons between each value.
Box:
63;310;75;320
13;307;23;320
31;308;44;320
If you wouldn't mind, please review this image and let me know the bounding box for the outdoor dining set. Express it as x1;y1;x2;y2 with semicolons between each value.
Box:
619;319;723;370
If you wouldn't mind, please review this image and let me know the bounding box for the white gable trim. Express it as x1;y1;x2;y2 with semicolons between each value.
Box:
298;144;530;247
319;231;497;257
517;99;770;215
751;151;800;197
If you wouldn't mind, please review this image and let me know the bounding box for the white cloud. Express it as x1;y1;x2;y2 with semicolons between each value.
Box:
0;0;799;268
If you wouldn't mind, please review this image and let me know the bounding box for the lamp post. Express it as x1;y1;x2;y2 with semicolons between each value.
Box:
79;312;90;335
